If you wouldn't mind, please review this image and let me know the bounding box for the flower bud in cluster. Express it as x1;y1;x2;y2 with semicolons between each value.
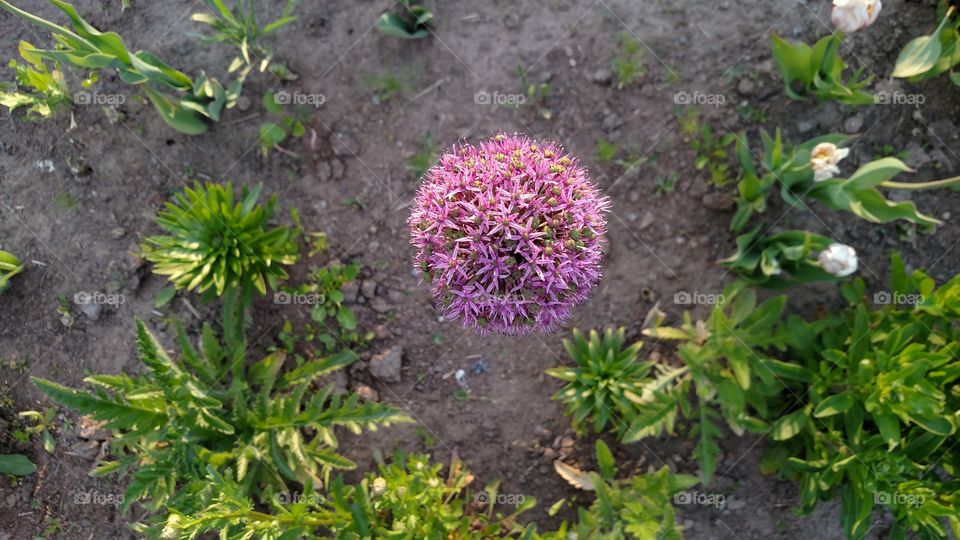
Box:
408;133;610;335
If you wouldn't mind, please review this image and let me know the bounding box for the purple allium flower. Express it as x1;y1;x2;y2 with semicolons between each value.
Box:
408;133;611;335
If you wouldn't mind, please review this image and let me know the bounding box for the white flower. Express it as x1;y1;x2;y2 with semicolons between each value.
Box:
810;142;850;182
832;0;881;33
372;477;387;495
818;243;858;277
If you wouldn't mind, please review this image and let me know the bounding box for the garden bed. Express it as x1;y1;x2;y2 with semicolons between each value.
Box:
1;0;959;538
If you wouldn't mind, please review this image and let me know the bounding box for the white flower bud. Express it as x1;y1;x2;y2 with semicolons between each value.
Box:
810;142;850;182
818;243;858;277
372;477;387;495
832;0;881;33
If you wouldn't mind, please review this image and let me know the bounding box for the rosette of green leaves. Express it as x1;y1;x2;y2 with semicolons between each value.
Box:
0;249;24;293
0;0;239;134
771;33;874;105
733;130;941;232
760;254;960;539
142;182;299;298
720;228;842;287
545;328;654;438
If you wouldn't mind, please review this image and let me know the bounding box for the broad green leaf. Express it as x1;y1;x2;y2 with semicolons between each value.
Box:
772;408;809;441
814;392;854;418
0;454;35;476
845;158;913;191
893;17;948;78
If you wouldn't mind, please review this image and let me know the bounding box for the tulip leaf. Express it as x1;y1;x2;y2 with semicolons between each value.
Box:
0;454;36;476
893;15;951;78
845;157;913;191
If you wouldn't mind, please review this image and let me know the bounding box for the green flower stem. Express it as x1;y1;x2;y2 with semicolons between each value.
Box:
882;175;960;191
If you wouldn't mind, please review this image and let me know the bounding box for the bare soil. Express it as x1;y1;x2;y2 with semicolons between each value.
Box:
1;0;958;538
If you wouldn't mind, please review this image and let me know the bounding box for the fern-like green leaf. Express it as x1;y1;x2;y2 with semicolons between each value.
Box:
32;377;167;432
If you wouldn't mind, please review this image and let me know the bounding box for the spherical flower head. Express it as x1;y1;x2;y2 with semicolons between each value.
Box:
832;0;881;33
818;243;858;277
408;133;611;335
810;142;849;182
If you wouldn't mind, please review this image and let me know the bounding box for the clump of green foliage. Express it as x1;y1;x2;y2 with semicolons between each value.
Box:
730;130;941;234
363;70;415;104
771;33;874;105
762;254;960;539
719;228;846;288
278;261;367;352
405;131;440;179
191;0;299;82
629;255;960;538
545;328;653;438
547;440;697;539
595;137;619;163
655;172;680;196
678;109;737;186
259;91;307;156
610;34;646;89
378;0;434;39
0;0;239;134
0;0;304;133
0;249;24;293
159;453;536;538
635;285;789;482
16;407;57;454
31;297;411;535
0;40;70;119
141;182;299;298
515;64;553;119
